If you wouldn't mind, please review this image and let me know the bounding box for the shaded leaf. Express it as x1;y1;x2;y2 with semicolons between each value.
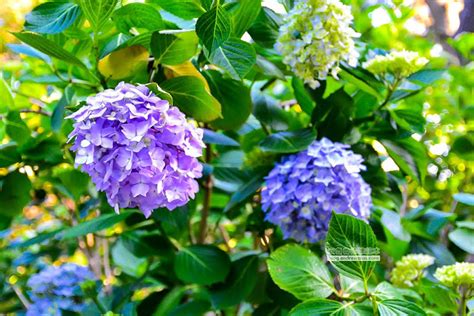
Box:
196;4;232;52
260;129;316;153
209;38;256;80
25;2;80;34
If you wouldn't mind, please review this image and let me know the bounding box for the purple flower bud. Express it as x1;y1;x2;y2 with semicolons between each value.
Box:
26;263;94;316
261;138;372;242
68;82;205;217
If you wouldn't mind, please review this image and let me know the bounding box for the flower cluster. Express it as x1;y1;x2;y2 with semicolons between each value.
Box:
27;264;94;316
390;254;435;287
434;262;474;288
275;0;359;89
362;50;428;78
68;82;205;217
261;138;372;243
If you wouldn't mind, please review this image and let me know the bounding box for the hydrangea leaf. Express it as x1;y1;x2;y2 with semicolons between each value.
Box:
0;171;32;218
151;31;199;66
98;45;149;80
160;76;222;122
174;245;230;285
377;299;426;316
325;213;378;282
195;3;232;52
209;38;256;80
288;299;345;316
80;0;118;31
231;0;261;37
112;3;163;33
267;244;334;300
150;0;205;20
259;128;316;153
25;2;80;34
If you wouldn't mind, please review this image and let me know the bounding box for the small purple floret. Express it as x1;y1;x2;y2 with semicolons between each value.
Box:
26;263;94;316
261;138;372;242
68;82;205;217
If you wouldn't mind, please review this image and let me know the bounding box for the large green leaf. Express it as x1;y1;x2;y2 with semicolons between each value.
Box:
231;0;261;37
112;238;148;277
62;212;133;239
150;0;205;20
289;299;345;316
25;2;80;34
160;76;221;122
203;70;252;130
80;0;117;31
377;299;426;316
247;7;281;48
113;3;163;33
209;38;256;80
12;32;86;67
51;85;74;132
452;135;474;161
325;213;378;282
174;245;231;285
0;171;32;217
210;255;259;308
223;171;265;212
292;77;316;115
195;3;232;52
259;129;317;153
267;244;334;300
151;31;198;65
0;144;21;168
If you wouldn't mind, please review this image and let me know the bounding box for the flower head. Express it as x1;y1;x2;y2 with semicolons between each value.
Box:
261;138;372;242
434;262;474;288
363;50;428;78
68;82;205;217
390;254;435;287
275;0;359;89
27;263;94;316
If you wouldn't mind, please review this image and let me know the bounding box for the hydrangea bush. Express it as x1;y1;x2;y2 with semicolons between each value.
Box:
0;0;472;315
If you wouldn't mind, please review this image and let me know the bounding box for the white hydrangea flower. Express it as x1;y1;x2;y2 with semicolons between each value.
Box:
434;262;474;288
390;254;435;287
275;0;360;89
362;50;429;78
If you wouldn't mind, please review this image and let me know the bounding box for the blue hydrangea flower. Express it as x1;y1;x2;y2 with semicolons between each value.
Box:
261;138;372;242
67;82;205;217
26;264;94;316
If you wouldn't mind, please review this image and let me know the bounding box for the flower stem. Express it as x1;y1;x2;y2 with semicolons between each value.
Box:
198;143;213;243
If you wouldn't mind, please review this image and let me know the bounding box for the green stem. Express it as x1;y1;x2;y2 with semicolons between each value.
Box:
91;296;107;314
371;296;378;315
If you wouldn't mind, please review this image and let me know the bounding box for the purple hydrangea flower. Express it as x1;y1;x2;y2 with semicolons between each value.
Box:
27;263;94;316
261;138;372;242
68;82;205;217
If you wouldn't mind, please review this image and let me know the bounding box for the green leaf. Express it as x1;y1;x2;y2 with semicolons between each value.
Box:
203;129;239;147
62;212;133;239
5;111;31;148
380;209;411;242
209;38;256;80
10;228;63;249
113;3;163;33
51;85;74;132
248;7;281;48
145;82;173;104
407;69;445;85
174;245;231;285
150;0;205;20
53;167;89;201
292;77;316;115
0;143;21;167
452;135;474;161
0;171;32;217
195;3;232;52
25;2;80;34
223;171;265;212
339;68;382;99
80;0;118;31
289;299;345;316
231;0;261;37
151;31;198;65
210;255;259;308
112;238;148;277
377;299;426;316
0;78;14;114
381;138;428;185
12;32;86;68
267;244;334;300
260;129;316;153
453;193;474;206
325;212;378;281
160;76;221;122
169;300;210;316
449;228;474;253
203;70;252;130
